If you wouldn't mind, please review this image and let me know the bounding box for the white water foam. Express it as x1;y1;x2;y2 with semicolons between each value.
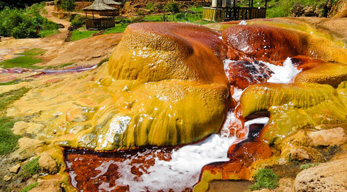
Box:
264;58;301;83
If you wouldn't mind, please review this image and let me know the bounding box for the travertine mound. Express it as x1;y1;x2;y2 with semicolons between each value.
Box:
8;23;230;150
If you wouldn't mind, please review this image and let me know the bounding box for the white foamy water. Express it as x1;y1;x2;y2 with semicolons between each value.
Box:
264;58;301;83
117;134;236;192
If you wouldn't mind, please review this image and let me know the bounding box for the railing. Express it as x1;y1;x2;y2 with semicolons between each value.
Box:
203;7;266;21
86;18;115;29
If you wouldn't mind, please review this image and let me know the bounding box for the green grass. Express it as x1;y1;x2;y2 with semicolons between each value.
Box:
300;163;319;170
0;48;46;69
0;79;22;86
0;56;42;69
0;117;21;155
46;62;74;69
39;29;59;38
104;23;129;34
97;58;109;67
249;168;279;190
0;87;30;111
22;182;39;192
20;48;46;56
23;157;41;176
0;87;30;155
70;30;98;41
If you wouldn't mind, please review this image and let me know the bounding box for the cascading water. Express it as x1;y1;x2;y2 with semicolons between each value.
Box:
66;57;301;192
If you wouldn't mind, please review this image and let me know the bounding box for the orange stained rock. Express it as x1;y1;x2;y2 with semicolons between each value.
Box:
108;22;228;84
222;24;307;64
65;148;176;192
193;137;272;192
225;60;273;89
222;24;347;64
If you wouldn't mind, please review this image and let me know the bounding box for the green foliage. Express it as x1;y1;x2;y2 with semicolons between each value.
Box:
60;0;76;11
249;168;279;190
164;2;180;13
0;48;46;69
266;0;340;18
70;14;85;28
0;3;59;38
24;157;41;176
22;182;39;192
70;30;98;41
188;6;203;13
300;163;319;169
0;117;21;155
145;2;155;12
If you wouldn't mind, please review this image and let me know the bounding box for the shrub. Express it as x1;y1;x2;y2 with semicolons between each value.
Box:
60;0;76;11
164;2;180;13
70;14;85;28
0;4;59;39
145;2;155;12
249;168;279;190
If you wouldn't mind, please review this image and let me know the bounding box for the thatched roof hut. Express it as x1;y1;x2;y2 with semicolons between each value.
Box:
83;0;116;29
82;0;116;12
103;0;122;6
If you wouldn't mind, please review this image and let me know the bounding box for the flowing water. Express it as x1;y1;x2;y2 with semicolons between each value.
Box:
65;58;301;191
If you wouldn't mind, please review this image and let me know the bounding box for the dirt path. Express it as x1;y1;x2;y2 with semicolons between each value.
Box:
42;5;71;34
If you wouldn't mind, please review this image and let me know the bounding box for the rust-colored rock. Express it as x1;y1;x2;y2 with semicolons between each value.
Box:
222;25;307;64
224;59;273;89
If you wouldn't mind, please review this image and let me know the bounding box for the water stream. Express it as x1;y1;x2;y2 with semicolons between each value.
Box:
65;57;301;191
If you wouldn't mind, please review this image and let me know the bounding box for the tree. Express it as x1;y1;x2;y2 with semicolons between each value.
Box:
60;0;76;11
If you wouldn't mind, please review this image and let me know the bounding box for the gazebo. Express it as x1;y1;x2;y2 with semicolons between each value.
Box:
83;0;116;29
100;0;122;16
203;0;268;21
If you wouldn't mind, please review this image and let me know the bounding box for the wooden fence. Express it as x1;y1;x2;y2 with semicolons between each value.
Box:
203;7;266;21
86;18;115;29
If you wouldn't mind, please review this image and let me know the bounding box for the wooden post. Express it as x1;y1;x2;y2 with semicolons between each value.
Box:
233;0;236;20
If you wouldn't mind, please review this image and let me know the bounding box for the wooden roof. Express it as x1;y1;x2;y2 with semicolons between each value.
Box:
83;0;116;11
103;0;122;5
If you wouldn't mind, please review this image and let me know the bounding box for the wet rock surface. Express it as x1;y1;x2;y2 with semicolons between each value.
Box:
1;18;347;192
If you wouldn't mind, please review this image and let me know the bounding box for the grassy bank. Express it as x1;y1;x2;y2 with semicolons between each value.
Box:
0;48;46;69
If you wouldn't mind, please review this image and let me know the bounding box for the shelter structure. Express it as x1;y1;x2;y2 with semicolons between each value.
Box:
101;0;122;16
203;0;268;21
83;0;116;29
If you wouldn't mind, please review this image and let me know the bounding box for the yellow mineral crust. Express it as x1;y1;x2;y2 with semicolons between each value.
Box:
239;83;347;143
295;63;347;88
7;23;229;150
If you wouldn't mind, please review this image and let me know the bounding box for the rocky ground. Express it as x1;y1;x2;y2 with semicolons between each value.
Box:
1;5;347;192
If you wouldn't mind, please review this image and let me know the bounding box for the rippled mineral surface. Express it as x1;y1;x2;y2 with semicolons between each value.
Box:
2;18;347;192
